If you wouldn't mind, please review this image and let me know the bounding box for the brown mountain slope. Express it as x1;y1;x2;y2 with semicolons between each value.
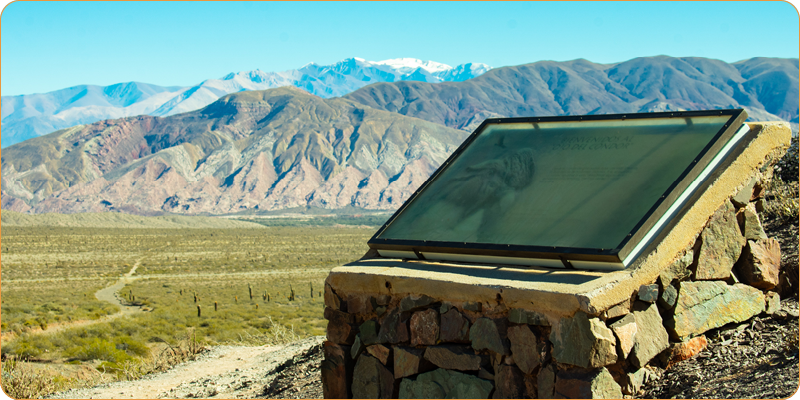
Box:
344;56;798;132
1;87;468;215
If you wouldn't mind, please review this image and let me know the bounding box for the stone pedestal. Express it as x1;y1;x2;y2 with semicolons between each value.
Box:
322;122;791;399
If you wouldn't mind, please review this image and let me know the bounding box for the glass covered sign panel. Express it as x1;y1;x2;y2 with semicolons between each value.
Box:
369;110;748;269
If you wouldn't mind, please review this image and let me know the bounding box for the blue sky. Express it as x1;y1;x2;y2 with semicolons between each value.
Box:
1;1;798;96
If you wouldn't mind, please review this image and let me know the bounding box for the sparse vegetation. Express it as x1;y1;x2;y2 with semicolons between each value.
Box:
0;223;373;396
763;138;799;224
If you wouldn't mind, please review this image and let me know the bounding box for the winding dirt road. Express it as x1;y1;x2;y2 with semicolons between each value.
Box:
1;261;144;343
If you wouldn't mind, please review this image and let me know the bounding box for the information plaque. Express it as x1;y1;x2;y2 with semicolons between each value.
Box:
369;110;749;270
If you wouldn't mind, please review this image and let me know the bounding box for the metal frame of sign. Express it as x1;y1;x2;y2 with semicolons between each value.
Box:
368;109;749;269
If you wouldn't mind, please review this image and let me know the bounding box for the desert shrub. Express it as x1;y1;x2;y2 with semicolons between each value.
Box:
775;137;798;182
764;175;799;224
1;357;71;399
63;338;134;364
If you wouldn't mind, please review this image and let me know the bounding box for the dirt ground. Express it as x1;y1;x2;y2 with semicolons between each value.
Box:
46;337;323;399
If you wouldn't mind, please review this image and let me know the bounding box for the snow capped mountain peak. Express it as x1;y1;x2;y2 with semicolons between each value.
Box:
373;58;453;74
1;57;492;147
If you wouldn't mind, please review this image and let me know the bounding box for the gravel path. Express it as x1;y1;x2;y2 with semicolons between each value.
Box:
47;337;324;399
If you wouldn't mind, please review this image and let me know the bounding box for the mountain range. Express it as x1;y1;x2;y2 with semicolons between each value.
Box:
2;87;467;214
1;58;491;147
345;56;798;133
2;56;797;216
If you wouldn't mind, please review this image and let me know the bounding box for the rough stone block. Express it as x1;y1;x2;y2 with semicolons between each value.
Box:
400;294;434;312
765;292;781;315
352;355;394;399
366;344;390;365
737;203;768;240
326;308;357;345
666;281;765;340
410;308;439;346
423;345;482;371
470;317;507;356
550;312;617;368
493;364;524;399
538;364;556;399
440;308;470;343
523;373;538;399
351;334;365;359
324;283;342;310
359;319;380;346
621;367;655;396
508;308;527;324
463;301;483;312
731;177;757;208
694;201;745;280
393;346;427;379
609;314;637;360
669;335;708;364
658;283;679;310
602;299;631;320
377;309;409;344
658;251;694;288
637;284;659;303
507;325;540;374
735;238;781;290
630;303;669;368
321;341;352;399
347;295;372;315
399;368;493;399
554;367;622;399
509;308;550;326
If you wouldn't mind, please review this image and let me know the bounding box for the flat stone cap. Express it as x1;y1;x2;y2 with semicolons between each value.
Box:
326;122;792;320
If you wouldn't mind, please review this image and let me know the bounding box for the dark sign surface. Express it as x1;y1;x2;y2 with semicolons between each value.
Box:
370;110;747;268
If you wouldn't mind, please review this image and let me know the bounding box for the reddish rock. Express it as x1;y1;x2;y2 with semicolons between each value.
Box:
325;307;357;345
377;309;409;344
324;283;342;310
410;308;439;346
695;201;745;280
493;364;524;398
735;238;782;290
523;374;538;399
394;346;431;379
347;295;372;315
609;314;637;360
423;345;482;371
440;308;470;343
602;299;631;320
669;335;708;365
366;344;390;365
507;325;540;374
321;341;352;399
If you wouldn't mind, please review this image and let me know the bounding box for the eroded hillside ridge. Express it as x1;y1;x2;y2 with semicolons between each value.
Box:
345;56;799;133
1;87;467;215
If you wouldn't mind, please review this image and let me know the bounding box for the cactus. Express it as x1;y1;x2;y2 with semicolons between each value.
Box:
214;301;218;311
310;282;314;298
249;284;253;300
197;305;201;317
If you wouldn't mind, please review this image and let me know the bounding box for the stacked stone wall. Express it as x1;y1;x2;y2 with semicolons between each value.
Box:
322;170;785;399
